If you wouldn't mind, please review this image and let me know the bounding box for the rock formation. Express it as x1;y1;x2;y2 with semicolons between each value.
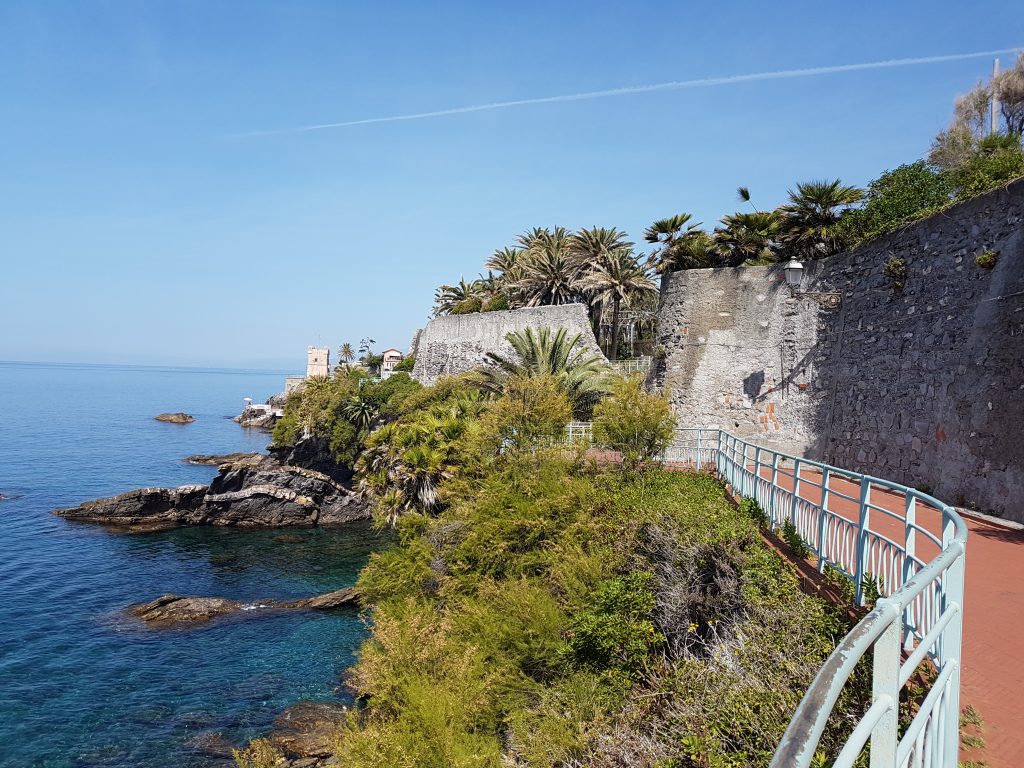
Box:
54;454;369;530
155;412;195;424
128;587;359;627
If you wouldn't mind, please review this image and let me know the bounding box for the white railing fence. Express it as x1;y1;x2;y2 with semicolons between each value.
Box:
565;424;968;768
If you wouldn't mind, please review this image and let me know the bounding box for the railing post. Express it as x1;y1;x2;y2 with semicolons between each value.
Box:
855;477;872;606
902;494;918;648
716;430;723;477
754;446;762;506
816;467;831;573
941;543;965;765
769;451;780;523
696;429;702;470
789;458;802;529
870;602;901;768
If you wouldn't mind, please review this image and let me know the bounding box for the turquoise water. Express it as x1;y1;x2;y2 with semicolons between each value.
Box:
0;362;386;767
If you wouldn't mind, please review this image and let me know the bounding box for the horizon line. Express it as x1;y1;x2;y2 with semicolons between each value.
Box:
230;47;1021;138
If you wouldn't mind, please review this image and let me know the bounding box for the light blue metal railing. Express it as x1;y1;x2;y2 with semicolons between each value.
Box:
567;424;968;767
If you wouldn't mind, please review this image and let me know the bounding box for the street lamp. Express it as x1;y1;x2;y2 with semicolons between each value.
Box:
783;259;804;290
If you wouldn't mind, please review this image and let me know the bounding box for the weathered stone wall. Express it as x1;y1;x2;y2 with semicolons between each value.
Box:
411;304;604;385
651;179;1024;520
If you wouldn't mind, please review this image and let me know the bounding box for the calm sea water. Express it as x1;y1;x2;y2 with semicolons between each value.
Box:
0;362;385;768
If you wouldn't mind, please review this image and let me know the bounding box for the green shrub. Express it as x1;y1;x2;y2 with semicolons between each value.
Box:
738;496;768;526
975;249;999;269
781;519;812;559
482;292;510;312
561;571;664;677
839;161;952;242
393;356;415;372
947;133;1024;199
592;374;675;470
883;256;907;290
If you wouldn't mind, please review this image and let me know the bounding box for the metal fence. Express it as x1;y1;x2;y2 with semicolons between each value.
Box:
608;356;652;377
567;424;968;767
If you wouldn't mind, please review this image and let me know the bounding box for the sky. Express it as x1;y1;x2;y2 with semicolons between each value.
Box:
1;1;1020;371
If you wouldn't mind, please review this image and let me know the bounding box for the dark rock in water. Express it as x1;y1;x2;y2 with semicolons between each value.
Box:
54;454;369;530
127;587;360;627
155;412;195;424
185;731;237;758
129;595;243;626
270;701;349;758
185;452;263;466
286;588;359;610
274;533;306;544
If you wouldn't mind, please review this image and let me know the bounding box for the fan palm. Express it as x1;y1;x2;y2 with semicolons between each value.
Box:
644;213;715;273
576;249;656;361
475;327;609;419
714;211;782;266
778;179;864;258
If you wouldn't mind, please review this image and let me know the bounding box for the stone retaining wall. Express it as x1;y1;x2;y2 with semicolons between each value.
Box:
411;304;604;385
651;179;1024;520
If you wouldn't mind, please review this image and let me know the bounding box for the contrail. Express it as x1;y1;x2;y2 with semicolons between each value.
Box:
233;48;1020;137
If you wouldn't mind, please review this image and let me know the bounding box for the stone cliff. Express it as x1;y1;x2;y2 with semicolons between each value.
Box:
411;303;605;385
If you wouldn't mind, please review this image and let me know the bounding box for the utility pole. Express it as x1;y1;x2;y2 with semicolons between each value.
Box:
991;58;1001;135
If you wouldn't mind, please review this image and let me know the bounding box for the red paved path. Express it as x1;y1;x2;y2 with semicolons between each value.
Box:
758;466;1024;767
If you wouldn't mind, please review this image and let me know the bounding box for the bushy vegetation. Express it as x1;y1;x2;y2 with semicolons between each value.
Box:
592;374;675;470
272;370;422;465
324;368;865;767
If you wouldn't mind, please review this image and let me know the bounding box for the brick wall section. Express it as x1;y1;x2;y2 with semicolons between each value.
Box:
651;179;1024;520
411;303;605;386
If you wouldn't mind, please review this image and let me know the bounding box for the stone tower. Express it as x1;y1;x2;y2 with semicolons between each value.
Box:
306;346;330;378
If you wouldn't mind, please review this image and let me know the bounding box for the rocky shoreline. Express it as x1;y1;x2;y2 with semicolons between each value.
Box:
54;451;369;530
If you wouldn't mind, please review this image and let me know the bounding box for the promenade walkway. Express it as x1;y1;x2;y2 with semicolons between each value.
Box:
756;466;1024;768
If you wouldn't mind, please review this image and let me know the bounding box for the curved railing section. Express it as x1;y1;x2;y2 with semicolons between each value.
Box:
664;429;967;768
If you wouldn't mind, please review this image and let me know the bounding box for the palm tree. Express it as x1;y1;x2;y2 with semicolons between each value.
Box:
569;227;636;330
644;213;714;273
338;343;355;368
485;247;523;281
778;179;864;259
432;277;485;316
714;211;782;266
509;227;583;307
576;249;656;361
342;395;378;434
475;327;609;419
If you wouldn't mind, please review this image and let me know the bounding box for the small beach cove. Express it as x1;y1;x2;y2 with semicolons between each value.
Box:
0;362;387;767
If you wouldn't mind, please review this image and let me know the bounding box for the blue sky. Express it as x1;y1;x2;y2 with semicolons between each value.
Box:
1;1;1020;370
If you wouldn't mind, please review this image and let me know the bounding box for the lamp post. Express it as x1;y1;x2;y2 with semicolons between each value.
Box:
784;259;804;292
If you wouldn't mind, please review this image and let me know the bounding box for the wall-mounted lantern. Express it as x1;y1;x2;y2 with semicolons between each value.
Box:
783;259;804;290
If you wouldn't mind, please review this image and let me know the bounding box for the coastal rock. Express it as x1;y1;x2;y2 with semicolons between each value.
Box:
184;731;237;758
54;485;208;530
287;587;359;610
270;701;349;759
54;455;370;530
185;452;263;466
235;405;278;429
155;412;195;424
130;595;243;625
127;587;360;627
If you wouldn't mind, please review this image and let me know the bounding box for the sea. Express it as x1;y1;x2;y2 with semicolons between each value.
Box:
0;361;385;767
